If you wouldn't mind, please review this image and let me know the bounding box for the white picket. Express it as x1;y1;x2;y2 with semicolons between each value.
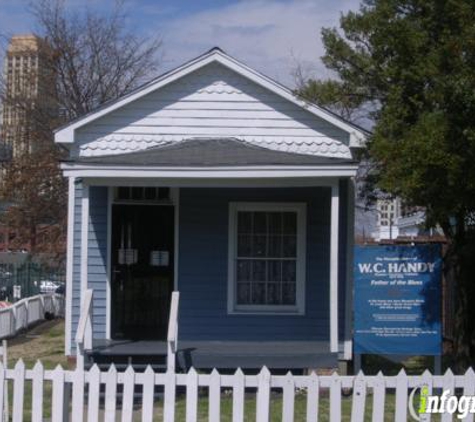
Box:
12;359;25;422
462;368;475;422
305;372;319;422
350;371;366;422
394;369;409;422
441;369;455;422
87;364;101;422
420;369;433;422
185;367;198;422
121;366;135;422
0;362;5;422
71;365;85;422
209;369;221;421
104;364;118;422
371;372;385;422
31;362;44;422
329;372;342;421
282;371;295;422
164;369;176;422
141;366;155;422
2;358;475;421
51;365;65;422
232;368;245;422
256;367;271;422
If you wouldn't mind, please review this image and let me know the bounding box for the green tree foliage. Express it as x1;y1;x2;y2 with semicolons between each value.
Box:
300;0;475;369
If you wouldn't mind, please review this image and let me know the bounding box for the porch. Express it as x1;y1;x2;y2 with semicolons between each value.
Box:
87;339;336;372
69;179;352;368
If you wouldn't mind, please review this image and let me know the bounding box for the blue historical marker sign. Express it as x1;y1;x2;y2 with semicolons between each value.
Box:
354;244;442;355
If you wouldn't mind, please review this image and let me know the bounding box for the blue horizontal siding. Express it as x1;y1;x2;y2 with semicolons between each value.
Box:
70;184;109;353
68;184;351;352
178;187;337;342
88;187;108;340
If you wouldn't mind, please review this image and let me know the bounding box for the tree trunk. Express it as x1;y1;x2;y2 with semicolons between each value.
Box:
448;235;475;372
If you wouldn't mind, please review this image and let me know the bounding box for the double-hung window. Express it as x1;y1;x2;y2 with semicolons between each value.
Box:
228;203;306;314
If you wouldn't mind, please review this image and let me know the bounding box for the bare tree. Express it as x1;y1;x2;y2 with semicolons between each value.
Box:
32;0;163;120
0;0;163;257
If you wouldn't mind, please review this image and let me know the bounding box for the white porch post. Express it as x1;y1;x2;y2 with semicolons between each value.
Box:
330;181;340;353
78;183;92;367
65;177;75;356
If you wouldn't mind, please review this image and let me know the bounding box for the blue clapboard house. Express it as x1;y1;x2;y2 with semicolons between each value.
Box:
55;48;366;371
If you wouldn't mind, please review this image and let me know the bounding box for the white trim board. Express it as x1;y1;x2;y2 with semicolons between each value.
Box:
61;165;358;180
329;182;340;353
65;176;75;356
55;49;367;147
105;187;113;340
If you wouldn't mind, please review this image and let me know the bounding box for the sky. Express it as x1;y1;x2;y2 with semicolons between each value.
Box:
0;0;362;86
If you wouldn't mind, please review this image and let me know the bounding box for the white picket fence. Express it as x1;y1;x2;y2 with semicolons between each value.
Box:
0;294;64;339
1;361;474;422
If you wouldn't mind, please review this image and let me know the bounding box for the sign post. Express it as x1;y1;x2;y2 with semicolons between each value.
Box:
354;244;442;372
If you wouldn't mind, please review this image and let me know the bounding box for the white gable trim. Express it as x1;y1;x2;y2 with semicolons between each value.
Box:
55;49;367;147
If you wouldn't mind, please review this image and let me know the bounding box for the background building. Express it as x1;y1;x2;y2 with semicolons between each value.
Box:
1;34;56;157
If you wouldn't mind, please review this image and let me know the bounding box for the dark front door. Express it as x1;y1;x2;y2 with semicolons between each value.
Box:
111;204;174;340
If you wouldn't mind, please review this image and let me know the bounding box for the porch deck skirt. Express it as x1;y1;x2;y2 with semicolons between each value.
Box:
90;340;337;370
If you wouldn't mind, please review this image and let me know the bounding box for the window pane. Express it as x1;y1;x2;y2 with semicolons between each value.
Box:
237;283;251;304
251;283;266;304
237;235;252;257
282;261;296;282
267;260;282;282
268;212;282;235
253;212;267;234
238;212;252;234
252;235;267;257
283;212;297;234
282;283;296;305
252;260;266;282
131;187;143;200
237;260;252;282
267;235;282;258
117;187;130;200
144;187;156;200
158;187;170;200
267;283;281;305
282;235;297;257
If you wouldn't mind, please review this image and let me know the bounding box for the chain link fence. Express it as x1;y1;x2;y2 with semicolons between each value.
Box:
0;253;65;302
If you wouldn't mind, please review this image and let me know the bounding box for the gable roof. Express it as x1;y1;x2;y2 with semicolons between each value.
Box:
54;47;367;148
71;137;356;167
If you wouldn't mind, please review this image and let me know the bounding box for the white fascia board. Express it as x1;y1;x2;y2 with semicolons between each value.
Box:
60;164;358;180
55;50;367;146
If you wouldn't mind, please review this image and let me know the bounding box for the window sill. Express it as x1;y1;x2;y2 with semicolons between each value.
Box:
228;307;305;316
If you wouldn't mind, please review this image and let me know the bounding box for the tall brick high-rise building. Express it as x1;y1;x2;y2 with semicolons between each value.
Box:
1;34;56;158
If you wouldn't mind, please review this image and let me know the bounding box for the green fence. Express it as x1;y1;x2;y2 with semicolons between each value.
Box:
0;260;65;302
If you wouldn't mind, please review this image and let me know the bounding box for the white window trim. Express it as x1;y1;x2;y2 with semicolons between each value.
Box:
227;202;306;315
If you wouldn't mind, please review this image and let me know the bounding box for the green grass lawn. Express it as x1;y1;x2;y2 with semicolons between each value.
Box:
3;320;403;421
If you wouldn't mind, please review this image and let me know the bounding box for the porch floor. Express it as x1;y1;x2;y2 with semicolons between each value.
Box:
89;339;337;370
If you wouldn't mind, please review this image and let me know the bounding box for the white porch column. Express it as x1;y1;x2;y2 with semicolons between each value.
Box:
80;183;92;352
65;177;75;356
330;181;339;353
